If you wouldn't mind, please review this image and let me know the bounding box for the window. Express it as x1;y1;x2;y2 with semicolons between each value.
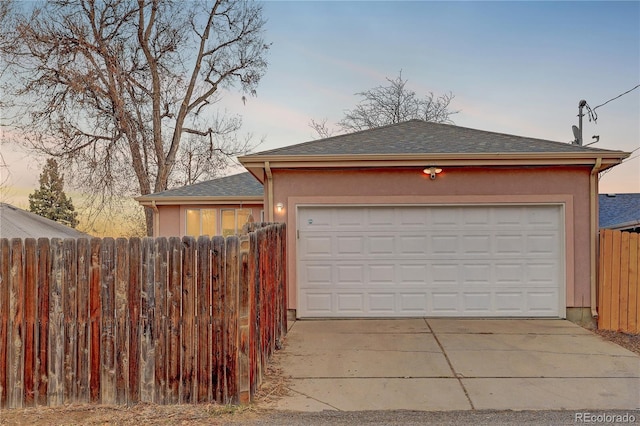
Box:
186;209;216;237
221;208;252;236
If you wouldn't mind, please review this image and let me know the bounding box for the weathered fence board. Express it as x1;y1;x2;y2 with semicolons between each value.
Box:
9;238;24;408
0;223;286;409
167;237;181;404
154;238;168;405
599;229;640;333
128;237;141;404
211;236;225;404
76;238;90;403
140;237;155;403
115;238;129;405
36;238;50;406
196;236;210;403
0;239;9;408
23;239;37;406
181;236;195;404
49;239;64;406
89;238;101;403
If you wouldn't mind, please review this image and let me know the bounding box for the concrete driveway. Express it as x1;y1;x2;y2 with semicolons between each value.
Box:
266;319;640;411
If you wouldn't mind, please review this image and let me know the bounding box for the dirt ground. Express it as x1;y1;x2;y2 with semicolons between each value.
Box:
1;328;638;426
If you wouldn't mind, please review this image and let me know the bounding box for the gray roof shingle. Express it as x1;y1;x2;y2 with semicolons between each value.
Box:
599;193;640;230
0;203;90;239
139;172;263;199
249;120;621;157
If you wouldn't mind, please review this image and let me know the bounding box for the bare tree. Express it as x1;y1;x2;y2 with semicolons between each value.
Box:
1;0;269;234
310;71;458;137
308;118;335;139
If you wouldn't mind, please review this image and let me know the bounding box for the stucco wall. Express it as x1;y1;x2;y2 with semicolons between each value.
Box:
271;166;593;312
157;205;181;236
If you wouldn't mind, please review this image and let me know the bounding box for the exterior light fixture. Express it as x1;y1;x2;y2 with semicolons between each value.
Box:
275;202;284;212
423;167;443;180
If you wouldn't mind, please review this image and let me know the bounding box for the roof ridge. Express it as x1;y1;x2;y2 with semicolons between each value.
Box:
252;120;429;156
245;119;624;158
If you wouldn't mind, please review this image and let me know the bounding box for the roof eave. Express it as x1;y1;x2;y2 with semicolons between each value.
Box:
136;195;264;206
238;151;629;169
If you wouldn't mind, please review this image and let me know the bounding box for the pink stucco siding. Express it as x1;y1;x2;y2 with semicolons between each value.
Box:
270;166;593;311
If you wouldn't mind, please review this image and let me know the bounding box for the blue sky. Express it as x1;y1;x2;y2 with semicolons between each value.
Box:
2;0;639;199
222;0;640;192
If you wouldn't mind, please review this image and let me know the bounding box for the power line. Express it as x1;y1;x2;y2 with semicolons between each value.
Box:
582;84;640;124
593;84;640;111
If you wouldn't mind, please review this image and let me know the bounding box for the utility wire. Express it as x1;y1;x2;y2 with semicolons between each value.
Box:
583;84;640;124
593;84;640;111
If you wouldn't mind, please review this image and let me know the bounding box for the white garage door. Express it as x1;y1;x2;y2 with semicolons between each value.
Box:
297;205;563;318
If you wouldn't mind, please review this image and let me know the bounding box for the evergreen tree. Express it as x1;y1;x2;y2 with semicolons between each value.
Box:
29;158;79;228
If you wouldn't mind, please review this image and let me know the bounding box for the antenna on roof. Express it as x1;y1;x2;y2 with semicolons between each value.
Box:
571;100;587;145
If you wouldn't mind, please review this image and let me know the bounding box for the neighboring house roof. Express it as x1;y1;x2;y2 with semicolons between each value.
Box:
599;193;640;231
239;120;629;181
0;203;90;239
136;172;264;205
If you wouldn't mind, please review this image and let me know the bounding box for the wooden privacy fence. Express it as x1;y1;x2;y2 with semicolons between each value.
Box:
0;223;287;409
598;229;639;333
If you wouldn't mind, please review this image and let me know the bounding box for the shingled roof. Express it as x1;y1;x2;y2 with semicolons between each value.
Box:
137;172;263;201
249;119;620;157
0;203;90;239
599;193;640;231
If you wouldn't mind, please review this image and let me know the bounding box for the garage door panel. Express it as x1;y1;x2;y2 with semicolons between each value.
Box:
337;293;364;312
399;293;428;312
463;292;492;312
303;264;332;284
369;264;395;283
495;292;526;312
370;236;395;254
336;264;364;284
400;264;428;284
298;205;563;318
301;235;332;257
369;293;395;312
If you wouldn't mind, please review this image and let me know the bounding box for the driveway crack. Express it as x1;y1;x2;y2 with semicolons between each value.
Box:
286;386;342;411
425;318;476;410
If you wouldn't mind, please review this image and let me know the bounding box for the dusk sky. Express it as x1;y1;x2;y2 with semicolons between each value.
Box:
2;0;639;204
